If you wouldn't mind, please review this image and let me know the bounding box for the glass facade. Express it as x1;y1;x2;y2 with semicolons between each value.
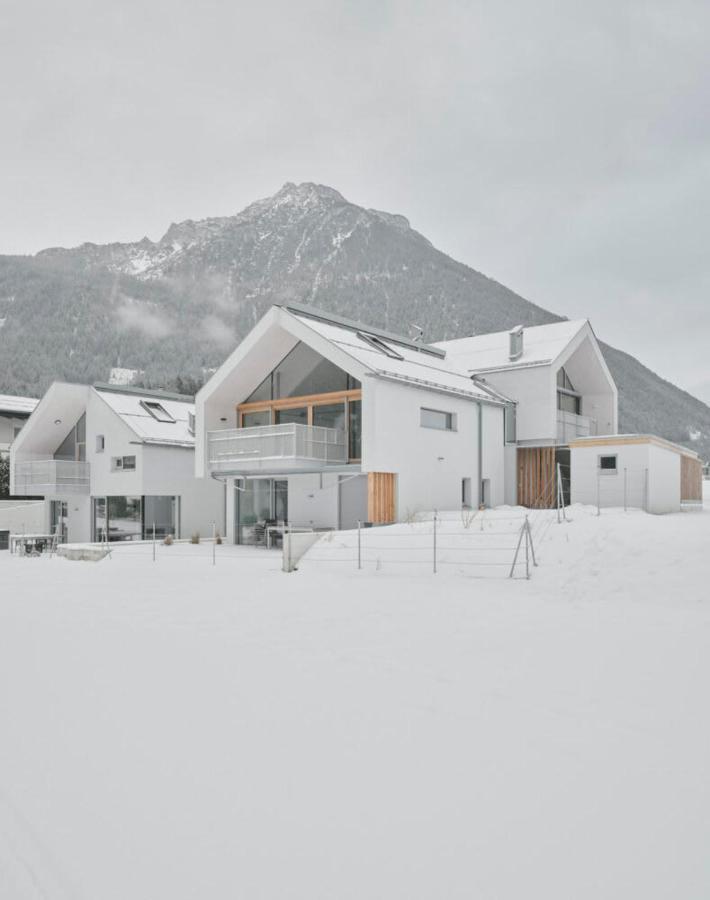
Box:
92;496;178;541
236;479;288;544
348;399;362;460
275;407;308;426
242;410;271;428
50;500;68;542
54;413;86;461
245;342;360;403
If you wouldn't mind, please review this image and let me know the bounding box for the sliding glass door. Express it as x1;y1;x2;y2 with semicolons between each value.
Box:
236;479;288;544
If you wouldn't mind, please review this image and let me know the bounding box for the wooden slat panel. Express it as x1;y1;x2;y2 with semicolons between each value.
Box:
681;456;703;502
367;472;396;523
517;447;556;509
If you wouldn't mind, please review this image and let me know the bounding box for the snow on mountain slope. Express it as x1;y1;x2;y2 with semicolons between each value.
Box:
1;503;709;899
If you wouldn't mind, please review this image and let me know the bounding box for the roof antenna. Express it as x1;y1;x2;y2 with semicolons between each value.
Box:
410;324;424;343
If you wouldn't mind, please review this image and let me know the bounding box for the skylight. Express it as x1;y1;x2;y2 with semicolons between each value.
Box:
356;331;404;360
140;400;176;423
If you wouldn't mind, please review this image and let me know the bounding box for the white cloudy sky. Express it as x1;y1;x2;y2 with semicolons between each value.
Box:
2;0;709;395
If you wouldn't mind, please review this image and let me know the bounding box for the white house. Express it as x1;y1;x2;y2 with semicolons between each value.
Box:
195;303;512;544
0;394;38;455
10;383;224;543
436;320;618;506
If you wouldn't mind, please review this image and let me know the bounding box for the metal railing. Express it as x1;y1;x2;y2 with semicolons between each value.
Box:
557;411;597;443
13;458;90;495
208;423;348;472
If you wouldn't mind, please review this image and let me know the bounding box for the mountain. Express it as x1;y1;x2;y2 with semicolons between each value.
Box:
1;181;709;459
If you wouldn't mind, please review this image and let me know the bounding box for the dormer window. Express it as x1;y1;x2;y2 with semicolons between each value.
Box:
140;400;175;423
356;331;404;360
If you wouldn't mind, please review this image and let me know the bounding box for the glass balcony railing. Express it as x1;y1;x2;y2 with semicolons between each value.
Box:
13;459;90;495
208;423;348;474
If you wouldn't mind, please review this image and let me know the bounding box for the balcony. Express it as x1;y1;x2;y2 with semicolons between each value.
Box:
557;411;597;444
13;459;90;495
208;423;348;474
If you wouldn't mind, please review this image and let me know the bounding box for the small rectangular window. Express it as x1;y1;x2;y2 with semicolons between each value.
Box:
140;400;175;423
420;408;455;431
599;455;617;472
96;435;105;452
111;455;136;472
187;412;195;435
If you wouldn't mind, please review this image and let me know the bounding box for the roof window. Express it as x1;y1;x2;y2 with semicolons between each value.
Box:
356;331;404;360
140;400;175;423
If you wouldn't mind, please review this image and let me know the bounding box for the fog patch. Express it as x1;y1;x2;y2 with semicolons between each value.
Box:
115;299;174;339
201;315;236;349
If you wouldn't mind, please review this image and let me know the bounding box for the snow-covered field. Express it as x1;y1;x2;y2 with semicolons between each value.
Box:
1;502;710;899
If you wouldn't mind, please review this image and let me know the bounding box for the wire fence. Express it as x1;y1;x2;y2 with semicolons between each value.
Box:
295;507;554;579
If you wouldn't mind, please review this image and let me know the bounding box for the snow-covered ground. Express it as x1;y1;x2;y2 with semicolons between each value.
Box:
1;502;710;898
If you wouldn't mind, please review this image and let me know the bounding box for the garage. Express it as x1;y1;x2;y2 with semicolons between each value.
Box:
568;434;703;515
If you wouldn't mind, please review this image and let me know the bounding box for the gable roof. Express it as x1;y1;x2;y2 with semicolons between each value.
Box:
435;320;589;373
282;305;500;404
94;386;195;447
0;394;39;416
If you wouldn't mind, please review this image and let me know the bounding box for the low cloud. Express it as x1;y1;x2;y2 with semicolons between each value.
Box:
201;315;236;349
115;300;174;339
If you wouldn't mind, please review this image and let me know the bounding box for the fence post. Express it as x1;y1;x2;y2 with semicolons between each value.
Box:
596;470;601;517
433;511;437;574
152;522;156;562
212;521;216;566
624;468;628;512
556;463;562;524
357;520;362;570
509;518;526;578
524;517;530;579
527;516;537;567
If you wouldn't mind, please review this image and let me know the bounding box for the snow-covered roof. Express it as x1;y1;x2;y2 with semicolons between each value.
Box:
0;394;39;416
94;387;195;447
284;306;499;404
435;320;589;373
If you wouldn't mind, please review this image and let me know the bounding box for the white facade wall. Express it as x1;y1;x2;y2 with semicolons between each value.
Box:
503;445;518;506
647;444;681;514
0;500;46;536
571;441;682;514
481;366;555;445
362;378;504;516
286;473;340;529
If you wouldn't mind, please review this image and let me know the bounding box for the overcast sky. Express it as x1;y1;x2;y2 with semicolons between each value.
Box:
2;0;709;395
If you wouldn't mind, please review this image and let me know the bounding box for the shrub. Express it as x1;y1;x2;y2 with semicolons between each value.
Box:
190;532;200;544
163;534;174;546
215;532;223;545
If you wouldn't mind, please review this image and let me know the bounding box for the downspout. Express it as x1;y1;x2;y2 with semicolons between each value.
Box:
477;401;483;508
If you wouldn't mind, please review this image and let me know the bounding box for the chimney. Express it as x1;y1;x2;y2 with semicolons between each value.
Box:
509;325;524;361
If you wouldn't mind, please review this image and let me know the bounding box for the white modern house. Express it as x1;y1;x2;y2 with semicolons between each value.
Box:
10;383;224;543
195;303;513;543
436;320;619;506
0;393;38;455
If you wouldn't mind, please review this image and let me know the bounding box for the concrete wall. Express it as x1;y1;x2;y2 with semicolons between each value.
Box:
481;404;506;507
504;444;518;506
286;473;340;529
363;378;503;517
571;442;682;514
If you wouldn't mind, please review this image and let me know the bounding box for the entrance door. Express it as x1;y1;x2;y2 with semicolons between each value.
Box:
50;500;68;542
236;479;288;544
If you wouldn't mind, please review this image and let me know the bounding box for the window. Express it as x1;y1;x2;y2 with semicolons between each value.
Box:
187;412;195;435
348;399;362;460
244;342;360;403
599;455;617;473
420;408;455;431
54;412;86;462
275;407;308;426
140;400;175;423
312;403;346;432
356;331;405;360
111;455;136;471
557;366;581;415
96;435;105;452
462;478;472;509
504;404;517;443
242;410;271;428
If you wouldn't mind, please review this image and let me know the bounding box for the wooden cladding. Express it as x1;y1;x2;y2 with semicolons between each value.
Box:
681;455;703;502
368;472;396;524
238;389;362;421
517;447;556;509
